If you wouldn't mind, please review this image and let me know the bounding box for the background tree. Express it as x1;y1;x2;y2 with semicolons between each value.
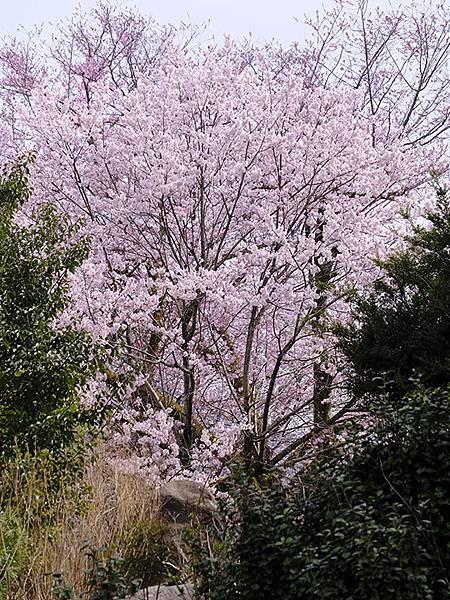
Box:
0;159;102;470
337;184;450;402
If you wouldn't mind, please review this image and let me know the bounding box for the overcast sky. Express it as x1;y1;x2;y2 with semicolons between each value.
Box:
0;0;330;45
0;0;399;48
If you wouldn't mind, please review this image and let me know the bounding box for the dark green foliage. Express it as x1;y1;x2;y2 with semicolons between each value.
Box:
120;518;179;589
293;385;450;599
191;386;450;599
336;186;450;401
189;466;304;600
0;159;102;478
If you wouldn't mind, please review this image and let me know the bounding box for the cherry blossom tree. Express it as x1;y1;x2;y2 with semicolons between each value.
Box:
0;1;447;480
299;0;450;148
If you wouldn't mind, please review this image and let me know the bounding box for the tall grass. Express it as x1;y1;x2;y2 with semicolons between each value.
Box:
0;448;159;599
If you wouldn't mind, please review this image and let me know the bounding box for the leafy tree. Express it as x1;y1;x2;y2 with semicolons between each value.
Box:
0;159;102;469
337;186;450;401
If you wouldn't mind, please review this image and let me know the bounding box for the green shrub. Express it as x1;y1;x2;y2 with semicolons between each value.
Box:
0;159;104;493
189;466;301;600
191;386;450;599
336;185;450;402
120;517;179;589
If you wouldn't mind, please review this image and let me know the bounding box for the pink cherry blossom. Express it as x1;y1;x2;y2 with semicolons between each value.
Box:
0;1;448;482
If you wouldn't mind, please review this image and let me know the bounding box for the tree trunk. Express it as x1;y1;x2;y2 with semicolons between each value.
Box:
313;362;333;427
180;297;199;464
312;208;337;428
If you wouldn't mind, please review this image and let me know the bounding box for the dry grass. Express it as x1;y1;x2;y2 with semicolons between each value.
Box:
0;448;160;600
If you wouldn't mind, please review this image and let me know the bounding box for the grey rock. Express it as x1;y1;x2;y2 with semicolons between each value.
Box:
159;479;217;523
129;583;194;599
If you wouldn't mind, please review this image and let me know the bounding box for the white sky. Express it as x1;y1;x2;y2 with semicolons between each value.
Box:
0;0;328;45
0;0;398;46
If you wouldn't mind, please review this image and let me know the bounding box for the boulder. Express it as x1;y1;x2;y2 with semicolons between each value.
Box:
129;583;194;599
159;479;217;524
